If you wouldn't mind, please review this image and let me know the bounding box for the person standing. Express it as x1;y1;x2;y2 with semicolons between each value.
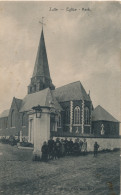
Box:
41;141;48;162
48;137;54;160
79;139;83;154
64;137;68;155
60;139;65;157
94;142;99;157
73;139;80;156
81;138;87;155
68;138;73;155
55;138;61;159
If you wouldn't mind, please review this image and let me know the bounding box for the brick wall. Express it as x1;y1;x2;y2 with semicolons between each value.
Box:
92;120;119;136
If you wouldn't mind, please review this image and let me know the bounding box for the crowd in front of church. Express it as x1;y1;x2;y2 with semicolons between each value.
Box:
41;137;88;162
41;137;100;162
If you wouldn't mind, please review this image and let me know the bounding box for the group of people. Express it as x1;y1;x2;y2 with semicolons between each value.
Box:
41;137;100;162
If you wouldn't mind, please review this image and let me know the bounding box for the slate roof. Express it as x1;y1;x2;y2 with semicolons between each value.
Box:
92;105;119;122
54;81;91;102
0;109;9;118
32;29;51;79
20;88;62;112
14;98;22;111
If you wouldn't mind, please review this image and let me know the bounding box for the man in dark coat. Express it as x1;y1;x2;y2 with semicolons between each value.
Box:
48;137;54;160
73;139;80;156
68;138;73;155
64;137;68;155
94;142;99;157
55;138;61;159
41;141;48;162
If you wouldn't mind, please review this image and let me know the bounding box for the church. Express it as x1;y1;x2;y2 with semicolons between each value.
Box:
0;28;119;144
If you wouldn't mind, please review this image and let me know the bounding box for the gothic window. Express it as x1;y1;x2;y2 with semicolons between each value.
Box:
22;113;26;126
11;110;15;127
57;114;61;127
74;106;80;124
84;107;90;124
65;108;70;124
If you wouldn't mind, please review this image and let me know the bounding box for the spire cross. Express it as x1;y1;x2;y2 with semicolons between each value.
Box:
39;17;46;28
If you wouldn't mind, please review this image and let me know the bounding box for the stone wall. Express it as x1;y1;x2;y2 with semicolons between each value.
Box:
53;136;120;152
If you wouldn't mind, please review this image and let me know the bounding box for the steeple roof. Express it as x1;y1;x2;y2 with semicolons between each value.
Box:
92;105;119;122
32;29;51;79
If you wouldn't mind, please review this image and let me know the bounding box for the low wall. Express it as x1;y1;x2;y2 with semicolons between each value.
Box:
53;137;120;152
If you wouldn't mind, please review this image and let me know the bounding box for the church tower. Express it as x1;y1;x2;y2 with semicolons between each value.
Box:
28;28;55;94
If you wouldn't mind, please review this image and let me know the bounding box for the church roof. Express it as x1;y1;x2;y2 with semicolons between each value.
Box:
54;81;91;102
92;105;119;122
20;88;62;112
0;109;9;118
14;98;22;111
32;29;51;79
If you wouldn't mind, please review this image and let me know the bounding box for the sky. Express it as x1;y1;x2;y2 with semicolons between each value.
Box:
0;1;120;121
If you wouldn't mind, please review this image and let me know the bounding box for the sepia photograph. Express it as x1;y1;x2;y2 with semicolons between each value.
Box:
0;1;120;195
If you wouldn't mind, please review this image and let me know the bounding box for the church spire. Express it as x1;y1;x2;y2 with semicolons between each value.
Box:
28;28;55;94
32;28;50;78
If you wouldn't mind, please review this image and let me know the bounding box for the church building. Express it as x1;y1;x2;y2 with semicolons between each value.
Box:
0;28;119;142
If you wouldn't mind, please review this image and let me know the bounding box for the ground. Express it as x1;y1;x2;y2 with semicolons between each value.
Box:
0;143;120;195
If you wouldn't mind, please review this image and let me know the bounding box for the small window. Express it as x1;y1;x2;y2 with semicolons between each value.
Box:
57;114;61;127
74;106;80;124
84;107;90;124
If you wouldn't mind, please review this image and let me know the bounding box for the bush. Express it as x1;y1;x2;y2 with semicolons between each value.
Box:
20;141;33;147
8;135;18;146
0;137;9;144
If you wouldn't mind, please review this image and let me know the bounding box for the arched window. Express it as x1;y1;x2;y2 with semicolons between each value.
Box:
65;108;70;124
84;107;90;124
22;113;26;126
11;110;15;127
74;106;80;124
57;114;61;127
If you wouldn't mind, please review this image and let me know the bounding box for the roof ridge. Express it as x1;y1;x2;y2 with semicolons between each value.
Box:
55;81;80;90
25;87;49;97
14;97;22;101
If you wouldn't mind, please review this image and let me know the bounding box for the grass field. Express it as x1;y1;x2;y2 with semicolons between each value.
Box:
0;143;120;195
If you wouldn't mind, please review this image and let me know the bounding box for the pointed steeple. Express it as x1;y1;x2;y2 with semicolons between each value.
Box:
28;28;55;94
32;29;50;78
